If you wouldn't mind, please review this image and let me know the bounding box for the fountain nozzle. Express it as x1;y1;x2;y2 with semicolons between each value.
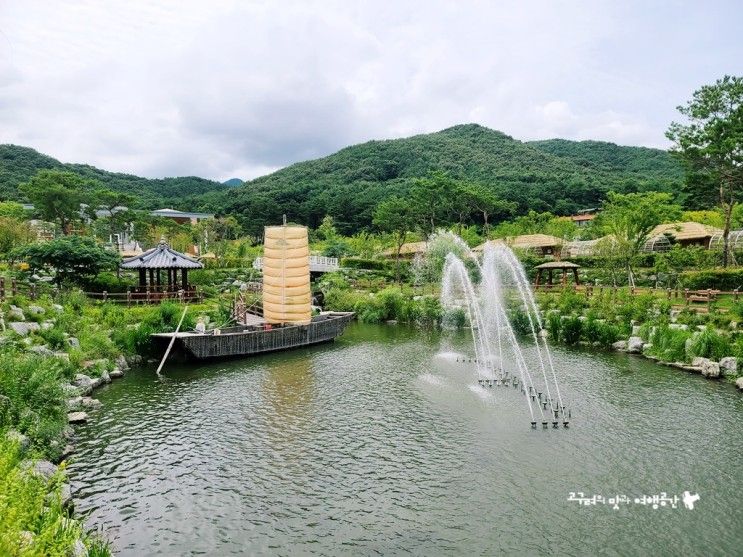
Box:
531;421;537;429
542;421;548;429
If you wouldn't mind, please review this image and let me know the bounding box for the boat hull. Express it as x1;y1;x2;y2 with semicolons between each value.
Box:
153;312;354;360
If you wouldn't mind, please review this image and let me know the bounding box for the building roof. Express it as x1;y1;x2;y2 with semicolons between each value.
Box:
510;234;563;249
535;260;580;269
120;240;204;270
649;222;722;241
150;208;214;220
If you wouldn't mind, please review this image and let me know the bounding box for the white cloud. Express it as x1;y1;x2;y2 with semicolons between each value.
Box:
0;0;740;181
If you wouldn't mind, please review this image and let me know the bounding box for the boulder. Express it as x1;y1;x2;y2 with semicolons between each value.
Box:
612;340;628;351
52;304;64;313
81;397;102;409
68;337;80;348
27;305;45;315
61;444;75;459
18;531;34;548
719;357;737;377
67;411;88;424
669;323;688;330
736;377;743;390
72;374;94;395
54;352;70;362
71;538;88;557
126;354;143;366
627;337;644;353
701;360;721;379
691;357;710;368
631;325;642;336
22;459;57;482
9;322;40;336
41;321;55;331
109;368;124;378
116;354;130;371
100;370;111;384
61;383;80;397
8;305;25;321
60;482;72;508
66;397;83;410
28;344;54;357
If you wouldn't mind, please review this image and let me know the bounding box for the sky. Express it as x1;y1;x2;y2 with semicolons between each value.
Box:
0;1;741;182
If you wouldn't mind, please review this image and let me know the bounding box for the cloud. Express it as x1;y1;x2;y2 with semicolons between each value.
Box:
0;0;740;181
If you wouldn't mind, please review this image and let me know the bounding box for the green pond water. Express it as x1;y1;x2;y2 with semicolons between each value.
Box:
68;323;743;556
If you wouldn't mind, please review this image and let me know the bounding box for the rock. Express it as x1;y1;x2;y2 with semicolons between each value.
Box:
642;343;653;352
691;356;710;368
28;344;54;357
60;482;72;508
631;325;641;336
67;411;88;424
61;383;80;397
41;321;55;331
18;530;34;548
22;459;57;482
9;322;40;336
71;538;88;557
386;319;398;325
109;368;124;378
719;357;737;377
72;374;94;395
68;337;80;348
116;354;130;371
27;305;45;315
126;354;143;366
62;425;74;440
701;360;721;379
100;370;111;384
54;352;70;362
53;303;64;313
612;340;628;351
8;305;25;321
669;323;688;330
5;429;30;450
81;397;102;409
61;444;75;459
67;397;83;410
736;377;743;390
627;336;644;353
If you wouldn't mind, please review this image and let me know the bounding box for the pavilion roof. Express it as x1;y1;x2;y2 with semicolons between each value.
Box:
649;222;722;241
120;240;203;270
535;260;580;269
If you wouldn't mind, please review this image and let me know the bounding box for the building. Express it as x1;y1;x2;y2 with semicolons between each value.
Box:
566;208;599;228
644;222;722;251
381;241;428;259
150;208;214;225
475;234;562;257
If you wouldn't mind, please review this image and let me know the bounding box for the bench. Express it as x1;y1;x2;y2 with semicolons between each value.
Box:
685;289;719;304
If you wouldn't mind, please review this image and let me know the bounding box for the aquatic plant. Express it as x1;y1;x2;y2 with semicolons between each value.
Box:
561;315;583;345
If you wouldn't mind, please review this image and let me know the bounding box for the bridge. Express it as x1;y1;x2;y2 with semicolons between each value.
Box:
252;255;340;273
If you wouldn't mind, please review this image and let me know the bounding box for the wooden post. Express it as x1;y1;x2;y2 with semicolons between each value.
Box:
146;287;151;303
156;306;188;377
127;289;132;307
11;279;17;297
735;288;739;303
103;290;108;302
0;277;4;301
182;269;188;289
684;289;689;306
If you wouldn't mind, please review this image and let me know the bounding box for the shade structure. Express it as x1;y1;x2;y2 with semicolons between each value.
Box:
262;225;311;324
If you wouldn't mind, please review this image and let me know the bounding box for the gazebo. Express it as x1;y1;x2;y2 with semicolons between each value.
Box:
121;240;203;300
534;261;580;288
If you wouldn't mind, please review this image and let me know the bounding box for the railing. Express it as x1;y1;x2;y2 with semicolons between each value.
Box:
85;287;203;305
252;256;340;272
535;284;743;307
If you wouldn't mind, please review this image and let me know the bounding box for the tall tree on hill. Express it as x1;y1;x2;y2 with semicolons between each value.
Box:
94;188;135;244
463;183;517;237
19;170;94;235
596;192;681;286
410;172;455;234
373;196;415;285
667;75;743;267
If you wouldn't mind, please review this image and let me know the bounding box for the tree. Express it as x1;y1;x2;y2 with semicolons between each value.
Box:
11;236;120;286
93;188;135;243
667;75;743;266
0;201;30;220
464;183;516;237
373;197;416;285
409;171;455;234
595;191;681;286
19;170;94;234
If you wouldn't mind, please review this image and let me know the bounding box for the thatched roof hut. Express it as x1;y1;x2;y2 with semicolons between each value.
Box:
474;234;562;256
645;222;721;250
382;241;428;258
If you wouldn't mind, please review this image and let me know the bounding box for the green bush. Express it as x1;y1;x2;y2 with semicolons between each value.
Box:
509;308;532;336
647;324;692;362
688;327;730;361
546;312;561;341
561;315;582;345
680;268;743;291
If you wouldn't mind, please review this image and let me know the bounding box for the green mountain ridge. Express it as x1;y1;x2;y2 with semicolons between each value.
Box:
223;123;684;234
0;124;683;234
0;144;229;210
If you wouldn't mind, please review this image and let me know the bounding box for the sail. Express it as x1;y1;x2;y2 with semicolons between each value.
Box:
262;225;311;324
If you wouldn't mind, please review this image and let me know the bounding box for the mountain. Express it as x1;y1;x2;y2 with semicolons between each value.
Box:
221;124;684;235
0;144;228;210
222;178;244;186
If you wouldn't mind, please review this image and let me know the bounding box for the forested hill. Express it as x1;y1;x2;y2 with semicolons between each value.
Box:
222;123;684;235
0;144;228;209
528;138;683;180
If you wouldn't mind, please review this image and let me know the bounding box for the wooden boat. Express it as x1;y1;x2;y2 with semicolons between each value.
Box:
152;223;354;360
152;311;354;360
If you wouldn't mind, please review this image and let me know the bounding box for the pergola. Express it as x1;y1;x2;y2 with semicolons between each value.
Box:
534;261;580;288
121;240;203;292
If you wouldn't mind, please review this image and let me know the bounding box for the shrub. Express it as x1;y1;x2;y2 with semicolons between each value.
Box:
647;324;692;362
546;312;561;341
582;318;601;343
596;321;620;347
680;268;743;291
509;308;532;336
688;327;729;361
561;315;582;345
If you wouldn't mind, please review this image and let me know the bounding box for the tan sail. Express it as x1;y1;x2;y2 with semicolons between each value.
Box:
262;225;311;324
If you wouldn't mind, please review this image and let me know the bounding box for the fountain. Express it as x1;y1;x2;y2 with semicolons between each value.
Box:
439;239;569;429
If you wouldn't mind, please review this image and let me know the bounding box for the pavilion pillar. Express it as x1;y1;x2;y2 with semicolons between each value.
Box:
573;268;580;285
139;268;146;288
149;269;154;289
548;269;553;285
535;269;541;288
182;269;188;289
561;269;567;285
167;269;173;288
156;269;161;287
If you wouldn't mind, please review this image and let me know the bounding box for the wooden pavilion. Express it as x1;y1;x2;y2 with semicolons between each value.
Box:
534;260;580;288
121;239;203;301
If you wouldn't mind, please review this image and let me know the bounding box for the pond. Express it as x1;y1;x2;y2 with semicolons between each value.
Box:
68;323;743;555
